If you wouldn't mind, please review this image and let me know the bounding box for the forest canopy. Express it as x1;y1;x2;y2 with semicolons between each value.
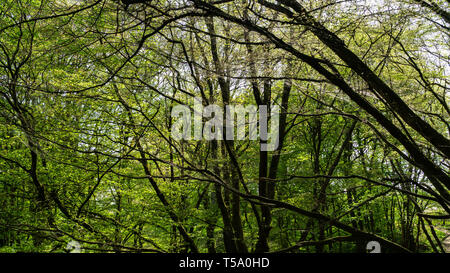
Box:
0;0;449;253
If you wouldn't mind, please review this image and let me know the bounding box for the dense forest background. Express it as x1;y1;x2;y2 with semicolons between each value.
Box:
0;0;449;253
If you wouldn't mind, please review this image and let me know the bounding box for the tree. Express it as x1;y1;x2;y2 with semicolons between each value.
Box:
0;0;448;253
